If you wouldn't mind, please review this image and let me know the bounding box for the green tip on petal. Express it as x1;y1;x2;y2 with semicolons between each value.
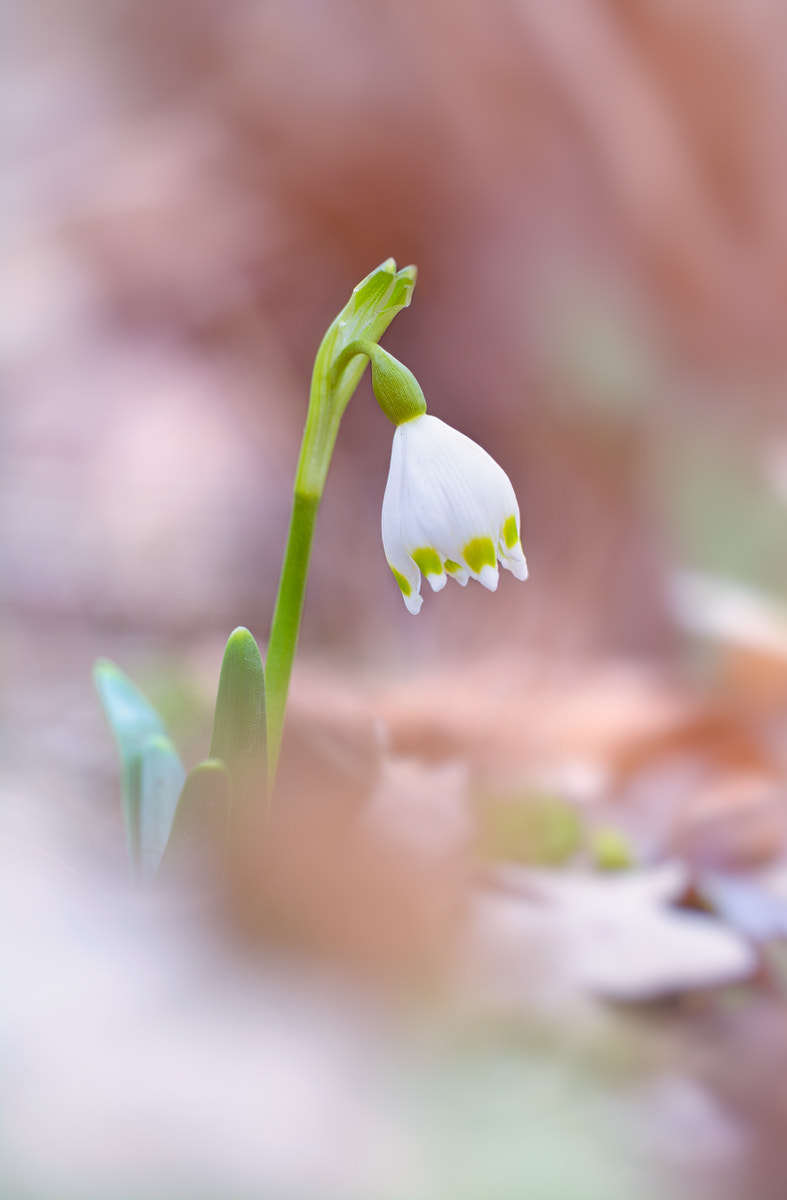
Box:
503;515;519;549
391;566;412;597
463;536;497;574
412;547;443;576
444;560;462;574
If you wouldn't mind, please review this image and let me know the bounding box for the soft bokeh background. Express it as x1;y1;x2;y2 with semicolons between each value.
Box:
5;2;787;1198
8;0;787;661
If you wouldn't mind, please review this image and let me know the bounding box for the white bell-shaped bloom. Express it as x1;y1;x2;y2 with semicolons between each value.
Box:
382;414;528;614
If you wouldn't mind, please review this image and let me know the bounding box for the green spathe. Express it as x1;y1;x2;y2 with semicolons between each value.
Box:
300;260;418;496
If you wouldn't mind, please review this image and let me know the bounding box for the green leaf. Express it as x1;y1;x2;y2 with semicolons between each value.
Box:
138;734;186;882
157;759;231;885
93;658;167;751
209;627;267;814
94;659;186;877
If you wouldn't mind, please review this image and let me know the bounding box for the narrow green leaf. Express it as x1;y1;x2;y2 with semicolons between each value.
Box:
209;627;267;813
93;658;167;750
94;659;185;876
157;759;231;884
138;734;186;882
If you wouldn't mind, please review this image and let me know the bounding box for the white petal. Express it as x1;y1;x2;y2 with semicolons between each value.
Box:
382;425;423;613
500;542;528;581
396;417;508;567
478;564;499;592
446;565;470;587
402;589;423;615
381;424;405;560
381;413;528;610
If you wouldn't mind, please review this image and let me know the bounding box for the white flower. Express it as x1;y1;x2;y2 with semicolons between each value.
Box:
382;414;528;614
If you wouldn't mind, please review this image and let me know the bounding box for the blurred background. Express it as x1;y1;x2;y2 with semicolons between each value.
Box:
7;0;787;658
5;1;787;1198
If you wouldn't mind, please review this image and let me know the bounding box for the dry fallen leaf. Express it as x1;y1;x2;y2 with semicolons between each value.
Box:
467;863;756;1004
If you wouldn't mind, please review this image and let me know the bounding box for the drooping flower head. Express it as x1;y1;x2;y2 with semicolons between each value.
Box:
382;413;527;613
359;343;528;614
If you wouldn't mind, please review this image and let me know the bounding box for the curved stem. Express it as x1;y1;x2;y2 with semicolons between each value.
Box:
263;260;416;793
264;490;319;787
264;353;367;789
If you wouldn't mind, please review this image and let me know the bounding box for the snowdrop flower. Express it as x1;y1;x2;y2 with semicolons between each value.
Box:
360;342;528;614
382;413;528;613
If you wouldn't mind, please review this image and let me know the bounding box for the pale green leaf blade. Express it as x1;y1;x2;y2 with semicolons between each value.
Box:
138;733;187;883
209;627;267;813
93;658;178;873
93;657;167;751
157;759;231;885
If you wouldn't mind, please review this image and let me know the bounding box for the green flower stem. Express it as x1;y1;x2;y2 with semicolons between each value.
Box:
264;260;417;789
264;490;319;784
